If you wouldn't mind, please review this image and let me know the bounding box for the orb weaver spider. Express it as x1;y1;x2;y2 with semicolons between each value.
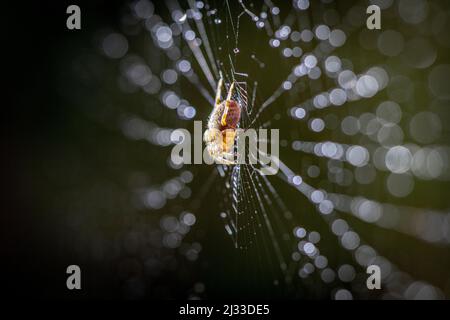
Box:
203;75;242;165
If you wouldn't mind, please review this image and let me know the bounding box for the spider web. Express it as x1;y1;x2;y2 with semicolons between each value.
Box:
86;0;450;299
174;0;450;299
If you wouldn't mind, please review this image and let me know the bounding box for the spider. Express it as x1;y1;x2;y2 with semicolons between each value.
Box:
204;75;242;165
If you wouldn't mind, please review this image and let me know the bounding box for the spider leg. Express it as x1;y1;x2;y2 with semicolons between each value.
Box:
215;74;223;108
221;81;235;126
215;155;235;165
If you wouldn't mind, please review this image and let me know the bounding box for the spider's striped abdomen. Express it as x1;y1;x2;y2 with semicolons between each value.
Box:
219;100;241;130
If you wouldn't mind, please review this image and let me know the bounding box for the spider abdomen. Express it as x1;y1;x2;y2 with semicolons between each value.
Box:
219;100;241;130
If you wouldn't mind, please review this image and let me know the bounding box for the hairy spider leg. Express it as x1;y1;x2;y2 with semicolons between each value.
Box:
221;81;235;126
215;156;235;165
221;128;237;154
215;76;224;107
